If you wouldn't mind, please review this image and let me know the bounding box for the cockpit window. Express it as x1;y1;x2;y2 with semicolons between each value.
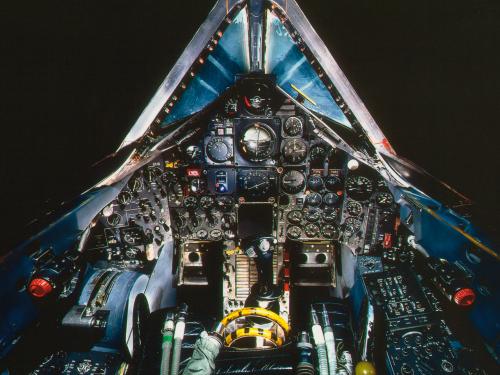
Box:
265;11;351;128
160;7;250;127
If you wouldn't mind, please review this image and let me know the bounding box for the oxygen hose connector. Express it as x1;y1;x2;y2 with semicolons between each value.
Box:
170;303;188;375
160;312;175;375
321;304;337;375
296;331;315;375
310;308;328;375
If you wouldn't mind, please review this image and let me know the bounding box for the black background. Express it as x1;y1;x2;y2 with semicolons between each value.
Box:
0;0;499;249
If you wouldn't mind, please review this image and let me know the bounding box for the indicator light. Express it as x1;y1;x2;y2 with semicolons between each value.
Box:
453;288;475;307
28;278;53;298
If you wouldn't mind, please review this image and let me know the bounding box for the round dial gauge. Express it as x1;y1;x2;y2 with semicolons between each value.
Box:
284;116;303;136
144;167;162;183
346;200;363;216
239;171;271;197
344;217;362;234
322;224;339;239
324;175;342;191
216;196;233;211
200;196;214;209
107;213;122;227
323;192;339;206
239;123;276;162
323;209;338;223
305;192;322;207
206;137;232;163
281;170;306;194
309;144;327;162
308;175;324;192
224;98;239;116
305;209;321;222
186;145;202;161
128;176;143;193
282;138;307;164
304;223;320;238
161;170;178;185
209;229;223;241
117;191;132;205
183;196;198;208
287;225;302;239
376;191;394;207
287;210;303;224
345;176;374;201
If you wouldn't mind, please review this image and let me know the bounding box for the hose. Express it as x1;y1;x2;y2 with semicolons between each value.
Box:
182;331;223;375
337;350;353;375
170;304;188;375
311;308;329;375
321;305;337;375
296;331;315;375
160;312;175;375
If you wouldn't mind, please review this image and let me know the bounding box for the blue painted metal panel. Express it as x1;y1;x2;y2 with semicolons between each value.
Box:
265;12;351;127
161;8;249;126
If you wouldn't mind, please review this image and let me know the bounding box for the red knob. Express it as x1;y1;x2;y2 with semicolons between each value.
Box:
453;288;475;307
28;278;53;298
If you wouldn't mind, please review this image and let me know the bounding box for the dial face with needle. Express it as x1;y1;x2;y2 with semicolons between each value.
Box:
238;171;272;198
282;138;307;164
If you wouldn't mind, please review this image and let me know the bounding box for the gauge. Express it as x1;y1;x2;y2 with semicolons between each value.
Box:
238;171;271;197
107;213;122;227
242;82;271;114
305;209;321;222
284;116;303;136
287;210;303;224
189;178;206;194
376;191;394;207
305;192;322;206
196;229;208;240
216;196;233;211
209;229;223;241
144;167;162;183
281;170;306;194
323;192;339;206
199;196;214;209
186;145;202;161
345;175;373;201
117;191;132;205
125;247;140;259
168;183;184;206
322;224;339;239
224;97;239;116
324;175;342;191
323;209;338;223
308;175;324;191
183;196;198;208
239;123;276;162
346;200;363;216
128;176;143;193
309;144;327;162
304;223;320;238
206;137;232;163
286;225;302;239
343;217;362;234
282;138;307;164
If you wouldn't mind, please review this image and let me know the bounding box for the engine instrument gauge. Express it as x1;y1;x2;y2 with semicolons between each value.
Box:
117;191;132;205
281;170;306;194
304;223;320;238
287;210;303;224
376;191;394;207
305;192;322;206
323;192;339;206
200;196;214;209
346;200;362;216
308;175;324;192
324;175;342;191
282;138;307;164
305;209;321;222
128;176;143;193
323;209;338;223
206;137;232;163
284;116;303;136
239;123;276;162
287;225;302;239
144;167;162;183
309;144;328;162
345;176;373;201
322;224;339;239
186;145;202;161
183;196;198;208
343;217;362;234
107;213;122;227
